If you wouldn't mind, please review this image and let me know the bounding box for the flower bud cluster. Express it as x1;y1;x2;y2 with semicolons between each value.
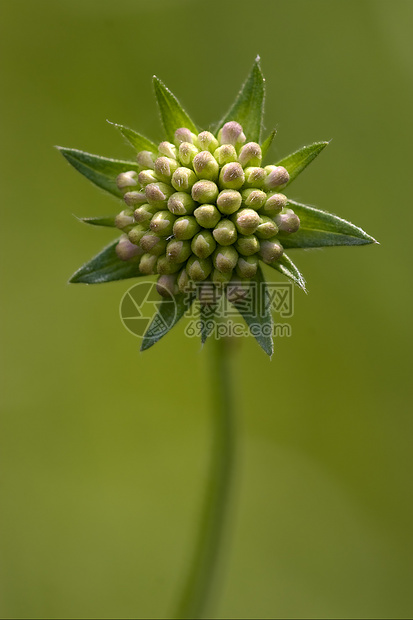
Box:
115;122;300;297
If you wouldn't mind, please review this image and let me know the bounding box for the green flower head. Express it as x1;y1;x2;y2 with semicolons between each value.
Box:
58;57;376;356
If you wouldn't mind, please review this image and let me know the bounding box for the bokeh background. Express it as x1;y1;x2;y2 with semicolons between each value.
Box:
1;0;412;618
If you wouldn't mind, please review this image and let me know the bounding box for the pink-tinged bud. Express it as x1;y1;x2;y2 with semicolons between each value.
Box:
264;166;290;190
219;162;245;190
261;193;287;215
255;216;279;239
241;188;267;210
197;131;219;153
259;238;284;263
213;245;239;273
128;225;146;246
186;255;212;281
218;121;246;147
149;211;176;236
231;208;261;235
235;234;260;256
157;256;181;275
213;144;238;166
139;253;158;274
115;209;135;231
177;268;190;293
166;239;192;263
171;167;197;193
167;192;196;216
116;170;139;191
140;231;167;254
212;220;238;246
154;156;179;182
193;151;219;181
178;142;199;166
193;204;221;228
158;141;178;160
274;209;300;233
191;230;216;259
157;274;179;297
238;142;262;168
123;190;147;207
191;180;219;204
173;216;201;240
145;182;173;207
136;150;156;169
133;203;158;223
216;190;242;215
236;255;259;278
138;169;158;187
243;167;266;188
116;234;144;260
175;127;197;145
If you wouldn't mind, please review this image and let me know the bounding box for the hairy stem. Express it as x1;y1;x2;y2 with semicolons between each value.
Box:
174;336;237;619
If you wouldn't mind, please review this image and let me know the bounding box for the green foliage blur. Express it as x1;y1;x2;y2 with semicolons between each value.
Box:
1;0;412;617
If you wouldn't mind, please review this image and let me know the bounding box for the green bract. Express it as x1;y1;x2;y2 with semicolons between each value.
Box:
59;57;377;356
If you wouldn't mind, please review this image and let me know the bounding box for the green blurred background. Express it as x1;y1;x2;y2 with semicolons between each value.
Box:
1;0;412;618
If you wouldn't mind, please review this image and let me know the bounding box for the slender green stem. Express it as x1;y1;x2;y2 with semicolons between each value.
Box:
174;336;236;620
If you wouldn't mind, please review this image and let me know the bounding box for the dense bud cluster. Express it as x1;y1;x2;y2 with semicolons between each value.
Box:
115;121;300;298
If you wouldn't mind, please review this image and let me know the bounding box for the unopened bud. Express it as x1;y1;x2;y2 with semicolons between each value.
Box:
218;121;246;147
213;245;239;273
264;165;290;189
123;190;147;207
139;233;167;256
216;189;242;215
128;225;146;246
157;255;181;275
212;269;233;285
115;209;135;231
178;142;199;166
166;239;192;263
261;193;287;215
139;253;158;274
191;180;219;204
154;156;179;182
255;216;279;239
175;128;197;145
177;267;190;293
138;169;158;187
238;142;262;168
274;209;300;233
158;141;178;160
116;234;144;261
150;211;175;236
136;150;156;169
116;171;139;191
243;167;266;188
236;255;259;278
235;234;260;256
173;215;201;240
191;230;216;259
219;162;245;190
156;274;179;297
259;238;284;263
231;208;261;235
193;204;221;228
171;167;197;193
213;144;238;166
133;203;158;223
193;151;219;181
186;255;212;281
167;191;196;215
241;188;267;210
145;182;173;207
212;220;238;246
197;131;219;153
